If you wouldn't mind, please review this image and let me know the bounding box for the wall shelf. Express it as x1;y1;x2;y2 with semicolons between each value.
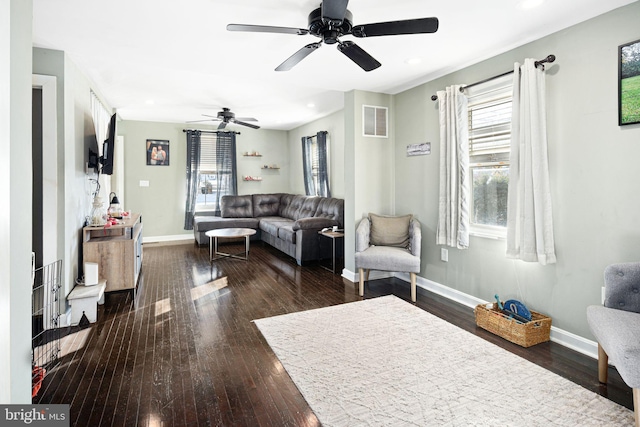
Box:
261;166;280;170
243;176;263;181
243;152;262;157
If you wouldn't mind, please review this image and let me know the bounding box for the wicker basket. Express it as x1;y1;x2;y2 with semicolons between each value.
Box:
474;302;552;347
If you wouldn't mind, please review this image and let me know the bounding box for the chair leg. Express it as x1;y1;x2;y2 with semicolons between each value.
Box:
634;388;640;427
410;272;417;302
359;268;366;297
597;343;609;384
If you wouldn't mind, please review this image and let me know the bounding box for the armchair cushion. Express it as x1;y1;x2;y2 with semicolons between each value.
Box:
587;305;640;387
369;213;412;248
355;246;420;273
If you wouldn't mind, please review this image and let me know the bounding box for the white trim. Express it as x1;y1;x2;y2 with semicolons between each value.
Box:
32;75;58;266
343;268;599;360
142;234;193;244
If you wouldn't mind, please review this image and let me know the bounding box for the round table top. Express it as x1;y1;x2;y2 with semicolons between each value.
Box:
205;228;257;238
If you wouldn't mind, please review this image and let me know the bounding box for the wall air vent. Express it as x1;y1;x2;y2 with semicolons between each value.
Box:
363;105;388;138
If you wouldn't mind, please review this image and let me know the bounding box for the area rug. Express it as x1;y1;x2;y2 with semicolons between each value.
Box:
254;295;634;426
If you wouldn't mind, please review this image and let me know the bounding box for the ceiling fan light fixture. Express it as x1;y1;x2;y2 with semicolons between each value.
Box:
405;57;422;65
519;0;544;10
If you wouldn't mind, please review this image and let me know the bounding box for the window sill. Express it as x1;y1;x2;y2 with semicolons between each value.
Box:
469;226;506;240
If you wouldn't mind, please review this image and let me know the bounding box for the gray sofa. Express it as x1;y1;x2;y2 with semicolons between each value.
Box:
193;193;344;266
586;262;640;425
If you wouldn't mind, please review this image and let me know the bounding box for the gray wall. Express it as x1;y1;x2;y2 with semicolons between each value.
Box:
393;2;640;339
118;120;289;239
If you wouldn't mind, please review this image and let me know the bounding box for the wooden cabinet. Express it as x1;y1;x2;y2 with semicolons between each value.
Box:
83;214;143;293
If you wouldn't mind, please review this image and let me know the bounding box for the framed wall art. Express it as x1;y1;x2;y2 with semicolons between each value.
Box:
619;38;640;126
146;139;170;166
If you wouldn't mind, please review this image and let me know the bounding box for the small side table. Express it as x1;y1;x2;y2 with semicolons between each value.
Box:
318;230;344;274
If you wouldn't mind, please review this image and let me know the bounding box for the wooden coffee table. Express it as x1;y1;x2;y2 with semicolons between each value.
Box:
205;228;257;262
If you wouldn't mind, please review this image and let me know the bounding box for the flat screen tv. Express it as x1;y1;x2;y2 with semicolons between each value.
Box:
101;113;116;175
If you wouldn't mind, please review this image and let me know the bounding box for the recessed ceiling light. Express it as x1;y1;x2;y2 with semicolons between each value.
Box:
307;103;316;108
519;0;544;9
405;57;422;65
145;99;155;105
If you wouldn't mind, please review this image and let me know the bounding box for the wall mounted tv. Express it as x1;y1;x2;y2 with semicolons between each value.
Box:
88;113;116;175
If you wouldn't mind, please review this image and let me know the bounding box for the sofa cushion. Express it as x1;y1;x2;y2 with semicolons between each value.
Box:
253;193;282;217
221;195;253;218
298;197;321;220
279;194;306;220
277;224;297;243
369;213;412;248
259;217;295;238
315;197;344;228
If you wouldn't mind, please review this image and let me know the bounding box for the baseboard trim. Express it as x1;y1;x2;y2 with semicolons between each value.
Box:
143;234;193;244
343;268;599;360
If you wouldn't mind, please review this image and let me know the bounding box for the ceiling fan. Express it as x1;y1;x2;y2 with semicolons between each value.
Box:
188;107;260;129
227;0;438;72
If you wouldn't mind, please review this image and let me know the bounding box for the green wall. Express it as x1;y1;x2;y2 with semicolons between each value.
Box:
287;109;346;198
118;120;289;239
393;2;640;340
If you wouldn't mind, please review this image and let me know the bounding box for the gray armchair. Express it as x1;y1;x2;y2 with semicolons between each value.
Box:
587;262;640;426
355;214;421;302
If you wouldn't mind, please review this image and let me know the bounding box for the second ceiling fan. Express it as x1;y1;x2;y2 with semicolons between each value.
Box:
190;107;260;130
227;0;439;72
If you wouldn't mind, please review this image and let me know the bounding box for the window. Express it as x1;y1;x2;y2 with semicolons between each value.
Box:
467;76;512;237
195;132;235;210
302;131;331;197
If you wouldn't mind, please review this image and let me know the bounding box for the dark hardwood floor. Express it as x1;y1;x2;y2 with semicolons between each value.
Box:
34;241;633;426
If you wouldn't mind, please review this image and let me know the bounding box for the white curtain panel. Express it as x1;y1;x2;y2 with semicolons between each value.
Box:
506;59;556;265
436;85;470;249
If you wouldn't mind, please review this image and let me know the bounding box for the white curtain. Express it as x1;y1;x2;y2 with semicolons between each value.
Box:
506;59;556;265
436;85;470;249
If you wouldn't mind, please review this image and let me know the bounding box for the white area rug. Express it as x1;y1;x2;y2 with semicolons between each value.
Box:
254;295;634;426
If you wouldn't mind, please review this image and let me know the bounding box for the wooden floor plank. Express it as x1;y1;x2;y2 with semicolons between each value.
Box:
35;241;633;426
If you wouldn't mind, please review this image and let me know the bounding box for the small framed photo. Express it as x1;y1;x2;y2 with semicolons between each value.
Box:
619;38;640;126
146;139;170;166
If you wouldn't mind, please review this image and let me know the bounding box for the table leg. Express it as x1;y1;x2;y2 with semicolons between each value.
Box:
209;235;213;263
245;235;250;260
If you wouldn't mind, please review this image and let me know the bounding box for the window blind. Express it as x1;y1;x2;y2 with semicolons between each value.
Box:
468;95;512;156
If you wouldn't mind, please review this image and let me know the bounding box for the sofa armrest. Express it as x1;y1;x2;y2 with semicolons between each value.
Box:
409;218;422;258
604;262;640;313
292;217;337;231
355;217;370;253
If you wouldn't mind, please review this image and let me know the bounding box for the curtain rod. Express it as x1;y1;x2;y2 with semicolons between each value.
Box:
303;130;328;139
430;54;556;101
182;129;241;135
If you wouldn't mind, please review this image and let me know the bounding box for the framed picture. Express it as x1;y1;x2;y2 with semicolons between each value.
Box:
619;38;640;126
407;142;431;156
146;139;170;166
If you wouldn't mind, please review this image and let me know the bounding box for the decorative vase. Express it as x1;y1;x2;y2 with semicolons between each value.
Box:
90;196;107;226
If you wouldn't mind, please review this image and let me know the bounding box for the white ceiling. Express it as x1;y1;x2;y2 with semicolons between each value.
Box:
33;0;637;130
